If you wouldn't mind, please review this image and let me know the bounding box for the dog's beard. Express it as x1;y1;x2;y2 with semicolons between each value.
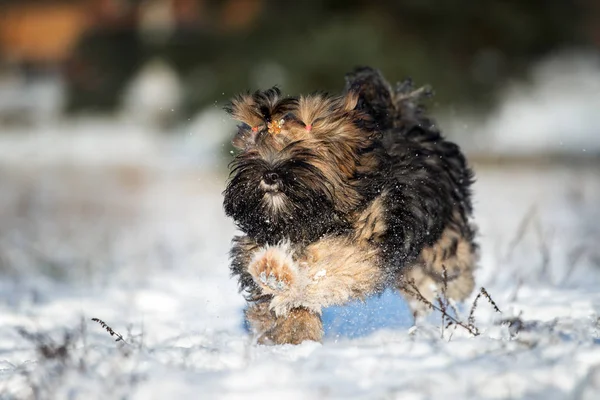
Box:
262;191;287;212
224;155;349;244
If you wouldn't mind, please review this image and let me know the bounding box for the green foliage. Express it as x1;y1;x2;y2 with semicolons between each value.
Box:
64;0;593;116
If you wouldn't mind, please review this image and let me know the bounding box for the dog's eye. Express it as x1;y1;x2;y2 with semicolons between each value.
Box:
237;123;251;131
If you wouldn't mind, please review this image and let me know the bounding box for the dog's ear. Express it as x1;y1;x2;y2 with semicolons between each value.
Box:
224;93;264;149
343;68;398;132
339;88;360;112
336;85;380;137
229;123;258;150
336;84;371;120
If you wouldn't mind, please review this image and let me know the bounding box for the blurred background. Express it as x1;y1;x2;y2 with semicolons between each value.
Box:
1;0;600;152
1;0;600;334
2;0;600;144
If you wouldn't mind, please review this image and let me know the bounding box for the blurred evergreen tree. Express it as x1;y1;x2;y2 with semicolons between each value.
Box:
63;0;595;117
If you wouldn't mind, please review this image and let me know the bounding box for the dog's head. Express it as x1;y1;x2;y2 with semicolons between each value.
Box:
223;87;379;244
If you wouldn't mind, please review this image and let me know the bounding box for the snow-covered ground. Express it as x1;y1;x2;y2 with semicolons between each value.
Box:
441;52;600;156
1;122;600;399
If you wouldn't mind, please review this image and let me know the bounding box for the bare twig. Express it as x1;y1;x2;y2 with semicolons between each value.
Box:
480;288;501;314
505;205;537;262
467;291;482;330
91;318;127;344
468;287;502;331
400;277;480;336
534;218;554;283
17;328;72;361
564;244;587;283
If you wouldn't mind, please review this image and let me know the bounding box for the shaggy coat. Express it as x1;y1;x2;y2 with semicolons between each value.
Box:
223;67;477;344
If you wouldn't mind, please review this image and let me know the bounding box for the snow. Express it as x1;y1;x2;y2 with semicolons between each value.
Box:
1;120;600;399
443;52;600;156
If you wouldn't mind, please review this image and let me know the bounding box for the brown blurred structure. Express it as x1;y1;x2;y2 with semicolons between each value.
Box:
0;0;598;118
0;2;87;64
0;0;266;65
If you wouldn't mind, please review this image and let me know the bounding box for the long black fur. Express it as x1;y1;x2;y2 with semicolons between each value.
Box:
224;66;475;295
339;67;475;278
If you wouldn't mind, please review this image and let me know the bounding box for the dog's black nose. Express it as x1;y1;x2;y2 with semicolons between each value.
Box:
263;172;279;185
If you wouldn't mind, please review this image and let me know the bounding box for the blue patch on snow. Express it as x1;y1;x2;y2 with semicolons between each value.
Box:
322;289;413;339
241;289;413;339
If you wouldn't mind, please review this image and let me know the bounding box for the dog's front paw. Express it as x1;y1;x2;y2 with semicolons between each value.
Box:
248;245;298;295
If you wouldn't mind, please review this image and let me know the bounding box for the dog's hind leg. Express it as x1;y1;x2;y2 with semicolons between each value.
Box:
396;219;478;318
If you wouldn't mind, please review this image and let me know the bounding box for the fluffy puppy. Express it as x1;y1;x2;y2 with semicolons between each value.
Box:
223;67;477;344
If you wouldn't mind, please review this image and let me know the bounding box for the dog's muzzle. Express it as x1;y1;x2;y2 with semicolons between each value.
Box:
260;172;281;192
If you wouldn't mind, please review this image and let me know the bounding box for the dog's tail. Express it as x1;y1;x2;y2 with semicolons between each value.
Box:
344;66;435;133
